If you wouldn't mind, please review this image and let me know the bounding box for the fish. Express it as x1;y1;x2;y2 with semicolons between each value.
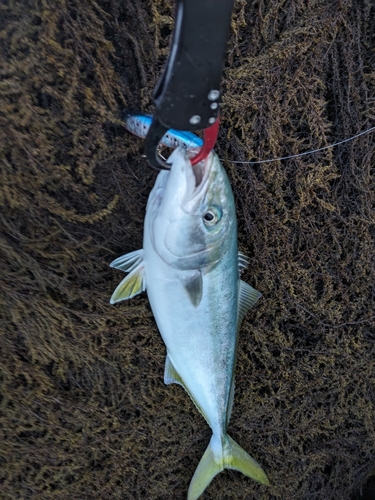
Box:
110;138;269;498
123;110;204;150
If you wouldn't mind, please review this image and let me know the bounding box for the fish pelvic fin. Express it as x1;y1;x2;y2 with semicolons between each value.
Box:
110;249;144;273
187;433;269;500
110;263;146;304
110;249;146;304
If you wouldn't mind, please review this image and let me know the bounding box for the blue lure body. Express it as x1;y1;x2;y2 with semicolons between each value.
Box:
123;112;203;150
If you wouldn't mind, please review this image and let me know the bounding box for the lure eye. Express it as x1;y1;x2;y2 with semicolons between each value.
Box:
203;207;222;226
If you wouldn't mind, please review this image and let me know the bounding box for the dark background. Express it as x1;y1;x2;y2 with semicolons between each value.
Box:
1;0;375;498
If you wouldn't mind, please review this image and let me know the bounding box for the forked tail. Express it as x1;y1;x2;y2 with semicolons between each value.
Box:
188;433;269;500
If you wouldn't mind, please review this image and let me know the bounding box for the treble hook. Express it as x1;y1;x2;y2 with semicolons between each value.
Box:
144;117;220;170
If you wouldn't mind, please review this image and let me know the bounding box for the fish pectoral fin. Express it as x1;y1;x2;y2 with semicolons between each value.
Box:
188;434;269;500
237;280;262;328
182;271;203;308
110;249;144;273
110;263;146;304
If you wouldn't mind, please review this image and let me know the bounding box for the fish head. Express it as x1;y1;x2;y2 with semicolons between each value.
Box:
147;147;236;270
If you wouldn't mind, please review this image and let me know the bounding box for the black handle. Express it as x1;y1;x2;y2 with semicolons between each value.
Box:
144;0;234;169
152;0;234;131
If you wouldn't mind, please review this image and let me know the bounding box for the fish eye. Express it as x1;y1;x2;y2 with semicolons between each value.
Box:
203;207;222;226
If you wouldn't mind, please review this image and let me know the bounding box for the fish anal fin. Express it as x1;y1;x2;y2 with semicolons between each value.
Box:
110;249;144;273
110;264;146;304
237;280;262;329
182;271;202;308
164;354;209;424
164;354;185;387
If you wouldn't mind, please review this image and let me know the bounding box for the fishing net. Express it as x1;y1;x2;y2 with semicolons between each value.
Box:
1;0;374;498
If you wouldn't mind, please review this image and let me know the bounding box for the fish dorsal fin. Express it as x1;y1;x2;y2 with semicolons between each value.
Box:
238;251;249;272
110;263;146;304
227;281;256;425
237;280;262;329
164;354;209;424
182;271;203;308
226;378;235;426
110;249;144;273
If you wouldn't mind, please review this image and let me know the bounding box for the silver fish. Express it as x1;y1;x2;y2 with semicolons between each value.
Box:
110;147;269;498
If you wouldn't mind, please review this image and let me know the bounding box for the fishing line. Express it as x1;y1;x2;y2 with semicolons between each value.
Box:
226;125;375;165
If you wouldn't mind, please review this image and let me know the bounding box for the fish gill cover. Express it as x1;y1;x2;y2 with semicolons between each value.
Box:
0;0;374;499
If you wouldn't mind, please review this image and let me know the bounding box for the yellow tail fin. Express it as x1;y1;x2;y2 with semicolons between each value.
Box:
188;434;269;500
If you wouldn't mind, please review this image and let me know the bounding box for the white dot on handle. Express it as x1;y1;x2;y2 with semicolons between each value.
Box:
189;115;201;125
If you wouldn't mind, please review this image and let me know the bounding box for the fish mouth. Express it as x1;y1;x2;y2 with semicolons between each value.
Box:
150;147;215;217
188;152;206;187
184;148;212;203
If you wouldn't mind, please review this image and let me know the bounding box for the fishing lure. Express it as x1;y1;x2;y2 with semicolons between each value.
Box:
124;111;203;150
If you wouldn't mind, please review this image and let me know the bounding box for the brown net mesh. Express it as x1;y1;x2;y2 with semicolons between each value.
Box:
1;0;375;498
